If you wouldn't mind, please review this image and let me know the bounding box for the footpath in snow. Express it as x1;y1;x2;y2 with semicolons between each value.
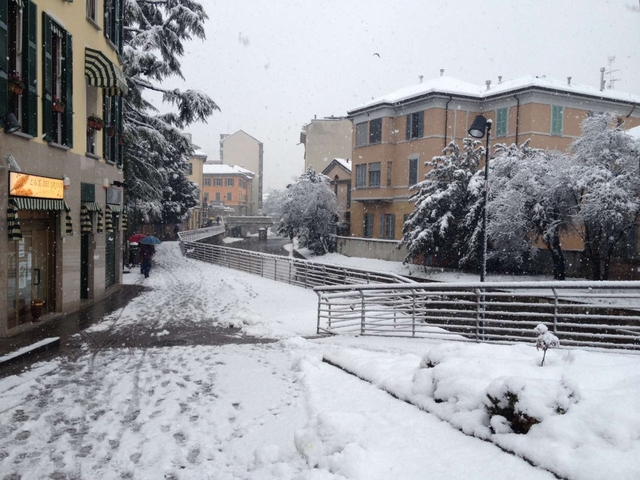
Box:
0;242;637;479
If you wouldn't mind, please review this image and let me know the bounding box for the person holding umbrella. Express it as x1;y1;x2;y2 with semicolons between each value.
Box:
138;236;162;278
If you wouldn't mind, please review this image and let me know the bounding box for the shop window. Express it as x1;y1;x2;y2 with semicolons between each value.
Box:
0;0;38;137
405;111;424;140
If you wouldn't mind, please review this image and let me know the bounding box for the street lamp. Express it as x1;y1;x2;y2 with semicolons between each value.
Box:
468;115;492;282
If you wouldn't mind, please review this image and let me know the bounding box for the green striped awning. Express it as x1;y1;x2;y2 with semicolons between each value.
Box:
105;206;114;233
85;48;128;97
107;204;123;213
10;197;69;211
82;201;102;212
121;212;128;232
97;209;104;233
80;204;93;234
7;204;22;241
65;210;73;236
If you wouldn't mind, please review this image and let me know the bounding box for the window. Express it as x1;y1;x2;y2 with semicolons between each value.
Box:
356;122;368;146
215;192;220;202
86;0;98;23
226;178;235;187
186;163;193;175
346;183;351;208
369;118;382;144
1;0;37;137
86;85;98;154
379;214;395;239
405;111;424;140
363;214;374;238
226;192;232;201
103;93;123;165
355;164;366;188
43;15;73;147
239;179;246;189
496;108;508;137
408;156;419;186
203;193;209;203
214;177;222;186
204;177;212;186
104;0;124;53
368;162;381;187
386;161;393;187
551;105;563;135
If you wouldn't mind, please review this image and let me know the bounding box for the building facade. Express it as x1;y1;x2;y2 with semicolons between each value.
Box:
301;117;352;175
202;164;254;216
348;75;640;244
184;134;208;230
322;158;352;235
220;130;263;215
0;0;127;336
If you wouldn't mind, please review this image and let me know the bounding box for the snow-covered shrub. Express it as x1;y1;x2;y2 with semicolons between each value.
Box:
534;323;560;367
484;376;578;434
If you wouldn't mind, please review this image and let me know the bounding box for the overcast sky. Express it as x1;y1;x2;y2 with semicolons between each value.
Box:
164;0;640;191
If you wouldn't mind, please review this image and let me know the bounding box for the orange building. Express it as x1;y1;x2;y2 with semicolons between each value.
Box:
202;164;254;216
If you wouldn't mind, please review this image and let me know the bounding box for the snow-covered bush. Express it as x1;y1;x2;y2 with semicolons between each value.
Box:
534;323;560;367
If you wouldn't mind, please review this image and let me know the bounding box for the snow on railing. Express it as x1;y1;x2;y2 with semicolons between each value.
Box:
314;281;640;352
178;239;414;289
178;224;226;243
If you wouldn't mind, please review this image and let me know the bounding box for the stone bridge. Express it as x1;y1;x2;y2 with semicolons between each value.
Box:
224;216;274;237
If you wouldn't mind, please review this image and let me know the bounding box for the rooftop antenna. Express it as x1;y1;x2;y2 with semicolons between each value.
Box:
606;56;620;90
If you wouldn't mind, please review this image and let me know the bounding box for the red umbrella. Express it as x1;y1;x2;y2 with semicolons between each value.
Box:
128;233;147;243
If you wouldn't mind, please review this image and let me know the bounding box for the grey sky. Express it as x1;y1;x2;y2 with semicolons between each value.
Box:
166;0;640;190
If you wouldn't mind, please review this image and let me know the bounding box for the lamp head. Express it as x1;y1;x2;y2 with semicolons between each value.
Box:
468;115;489;138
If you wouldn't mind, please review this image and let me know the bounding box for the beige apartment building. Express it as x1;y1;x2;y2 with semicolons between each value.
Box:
184;134;208;230
301;117;352;174
348;75;640;244
220;130;263;215
0;0;126;336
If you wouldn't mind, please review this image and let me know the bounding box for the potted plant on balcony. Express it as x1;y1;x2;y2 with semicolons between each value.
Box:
87;115;104;131
107;125;117;137
9;71;25;95
53;96;65;113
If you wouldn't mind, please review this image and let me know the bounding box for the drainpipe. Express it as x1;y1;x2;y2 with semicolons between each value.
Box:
514;94;521;145
444;95;453;148
627;103;637;118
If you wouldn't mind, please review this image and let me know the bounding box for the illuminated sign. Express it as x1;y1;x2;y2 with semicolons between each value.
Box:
9;172;64;199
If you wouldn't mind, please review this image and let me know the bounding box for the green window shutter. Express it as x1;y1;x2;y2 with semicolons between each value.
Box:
405;115;411;140
63;31;73;147
116;95;123;167
417;111;424;138
42;13;53;141
496;108;508;136
0;1;8;122
551;105;563;135
102;91;108;160
23;0;37;137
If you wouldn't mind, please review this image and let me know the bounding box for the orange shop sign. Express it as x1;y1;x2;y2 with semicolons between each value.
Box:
9;172;64;199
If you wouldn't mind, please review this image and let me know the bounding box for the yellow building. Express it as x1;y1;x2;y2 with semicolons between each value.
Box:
0;0;127;336
348;75;640;243
220;130;263;214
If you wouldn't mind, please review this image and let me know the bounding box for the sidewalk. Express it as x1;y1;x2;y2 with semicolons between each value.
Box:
0;284;147;375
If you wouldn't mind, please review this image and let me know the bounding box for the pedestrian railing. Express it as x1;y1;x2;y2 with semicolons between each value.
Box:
314;281;640;351
179;240;414;289
178;225;225;242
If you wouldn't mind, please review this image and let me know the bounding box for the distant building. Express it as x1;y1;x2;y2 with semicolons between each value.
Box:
220;131;263;214
322;158;352;235
183;133;208;230
301;117;352;175
202;164;255;216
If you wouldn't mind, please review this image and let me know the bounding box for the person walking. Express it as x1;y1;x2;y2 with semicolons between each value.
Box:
140;244;155;278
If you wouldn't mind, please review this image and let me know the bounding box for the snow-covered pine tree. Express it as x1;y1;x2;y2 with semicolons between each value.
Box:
276;167;339;255
122;0;219;225
567;113;640;280
401;138;483;268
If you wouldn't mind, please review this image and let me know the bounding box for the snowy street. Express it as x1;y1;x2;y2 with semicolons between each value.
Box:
0;243;637;479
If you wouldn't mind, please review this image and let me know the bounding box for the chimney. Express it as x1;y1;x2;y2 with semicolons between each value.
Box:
498;76;502;84
440;69;444;77
485;80;491;91
600;67;606;91
419;75;424;84
567;76;572;86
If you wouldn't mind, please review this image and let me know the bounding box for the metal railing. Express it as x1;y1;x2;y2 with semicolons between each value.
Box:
179;240;413;289
314;281;640;352
178;225;226;242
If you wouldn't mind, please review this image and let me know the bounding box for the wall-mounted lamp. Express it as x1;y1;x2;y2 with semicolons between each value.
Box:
63;176;71;189
103;178;109;189
3;114;21;134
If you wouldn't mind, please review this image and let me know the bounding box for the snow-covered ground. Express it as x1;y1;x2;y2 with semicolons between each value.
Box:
1;243;638;479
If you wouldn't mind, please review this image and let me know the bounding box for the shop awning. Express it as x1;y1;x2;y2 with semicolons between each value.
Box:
107;204;123;213
85;48;128;97
10;197;70;211
82;201;102;212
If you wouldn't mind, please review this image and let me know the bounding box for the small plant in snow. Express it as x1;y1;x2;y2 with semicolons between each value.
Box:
534;324;560;367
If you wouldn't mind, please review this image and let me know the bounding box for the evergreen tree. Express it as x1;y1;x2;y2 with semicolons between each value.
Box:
275;167;339;255
400;139;483;268
122;0;219;224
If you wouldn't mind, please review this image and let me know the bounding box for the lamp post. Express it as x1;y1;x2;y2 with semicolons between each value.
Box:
468;115;492;282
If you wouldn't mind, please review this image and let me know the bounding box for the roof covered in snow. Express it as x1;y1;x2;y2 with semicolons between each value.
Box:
203;164;255;177
322;158;352;175
349;75;640;113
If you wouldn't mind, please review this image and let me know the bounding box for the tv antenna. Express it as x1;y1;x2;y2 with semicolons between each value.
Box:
606;56;621;90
